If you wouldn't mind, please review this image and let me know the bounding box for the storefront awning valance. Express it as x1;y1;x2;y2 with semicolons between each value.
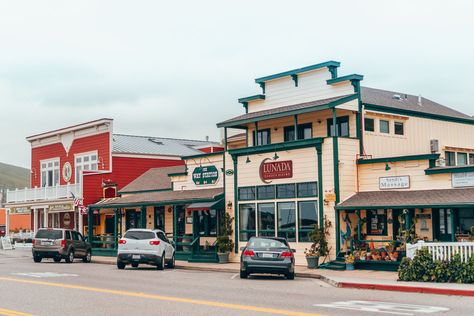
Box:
336;188;474;210
186;199;224;211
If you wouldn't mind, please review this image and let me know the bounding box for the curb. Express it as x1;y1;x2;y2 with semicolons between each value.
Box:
337;281;474;297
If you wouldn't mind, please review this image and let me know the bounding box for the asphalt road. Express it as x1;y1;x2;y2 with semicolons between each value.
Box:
0;249;471;316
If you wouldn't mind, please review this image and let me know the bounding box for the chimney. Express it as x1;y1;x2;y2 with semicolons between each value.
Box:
418;95;422;106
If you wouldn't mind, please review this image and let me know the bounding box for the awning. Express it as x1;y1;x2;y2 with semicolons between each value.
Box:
336;188;474;210
186;199;223;211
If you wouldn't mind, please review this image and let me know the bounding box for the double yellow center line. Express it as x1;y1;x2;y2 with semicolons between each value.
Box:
0;308;32;316
0;276;323;316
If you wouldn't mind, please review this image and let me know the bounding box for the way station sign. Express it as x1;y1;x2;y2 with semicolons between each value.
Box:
192;165;219;185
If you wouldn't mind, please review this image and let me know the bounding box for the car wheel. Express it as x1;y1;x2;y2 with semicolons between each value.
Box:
166;253;175;269
286;272;295;280
117;262;126;270
53;256;62;263
82;251;91;263
157;254;165;270
240;271;248;279
33;255;42;263
131;262;139;268
65;250;74;263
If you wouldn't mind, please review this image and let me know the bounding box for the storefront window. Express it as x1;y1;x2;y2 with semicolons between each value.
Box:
297;182;317;197
239;204;256;241
364;118;374;132
445;151;456;166
276;184;296;199
258;203;275;237
394;122;404;135
366;209;387;236
239;187;256;200
257;185;275;200
196;210;217;237
458;208;474;234
154;206;165;231
380;120;390;134
298;201;318;242
277;202;296;242
327;116;349;137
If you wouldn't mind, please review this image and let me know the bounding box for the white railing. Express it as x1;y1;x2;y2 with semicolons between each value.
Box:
6;183;82;203
407;240;474;263
10;231;35;240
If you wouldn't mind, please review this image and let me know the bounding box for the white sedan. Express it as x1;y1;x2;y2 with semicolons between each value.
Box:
117;229;175;270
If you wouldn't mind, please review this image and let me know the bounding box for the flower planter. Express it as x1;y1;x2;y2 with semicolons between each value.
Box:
346;263;355;270
306;256;319;269
217;252;229;264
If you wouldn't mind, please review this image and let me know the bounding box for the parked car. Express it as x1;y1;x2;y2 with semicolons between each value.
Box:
117;229;175;270
240;237;295;280
32;228;92;263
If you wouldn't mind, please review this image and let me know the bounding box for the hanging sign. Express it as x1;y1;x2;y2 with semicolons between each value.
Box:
62;162;72;182
48;204;73;213
192;165;219;185
259;158;293;183
379;176;410;190
10;207;30;214
452;172;474;188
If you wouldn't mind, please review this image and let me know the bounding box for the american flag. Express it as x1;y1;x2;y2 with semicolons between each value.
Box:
71;192;83;207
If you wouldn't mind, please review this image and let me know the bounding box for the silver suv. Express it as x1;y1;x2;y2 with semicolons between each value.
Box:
32;228;92;263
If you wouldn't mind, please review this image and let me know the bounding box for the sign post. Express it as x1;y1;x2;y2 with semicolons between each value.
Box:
192;165;219;185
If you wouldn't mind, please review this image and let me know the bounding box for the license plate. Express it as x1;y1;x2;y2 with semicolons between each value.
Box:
42;241;53;246
262;253;273;258
132;255;140;260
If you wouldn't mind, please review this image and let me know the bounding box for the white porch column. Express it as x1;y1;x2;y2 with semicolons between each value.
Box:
5;208;10;237
33;208;38;234
43;208;49;228
78;208;84;235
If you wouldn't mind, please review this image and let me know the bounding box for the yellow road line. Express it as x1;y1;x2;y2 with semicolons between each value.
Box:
0;277;323;316
0;308;33;316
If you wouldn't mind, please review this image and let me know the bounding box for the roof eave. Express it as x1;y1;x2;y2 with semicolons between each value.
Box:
254;61;340;84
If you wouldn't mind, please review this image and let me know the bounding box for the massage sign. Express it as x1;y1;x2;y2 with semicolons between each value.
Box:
192;165;219;185
259;159;293;183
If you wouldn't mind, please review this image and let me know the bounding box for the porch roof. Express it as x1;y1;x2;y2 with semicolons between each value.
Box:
90;188;224;209
336;188;474;210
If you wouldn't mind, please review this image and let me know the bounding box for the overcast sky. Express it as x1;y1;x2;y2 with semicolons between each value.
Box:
1;1;473;168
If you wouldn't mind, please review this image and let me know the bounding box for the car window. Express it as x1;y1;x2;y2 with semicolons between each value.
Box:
35;230;62;239
78;232;85;241
124;231;155;240
65;231;72;240
72;231;80;241
248;238;288;249
157;232;167;242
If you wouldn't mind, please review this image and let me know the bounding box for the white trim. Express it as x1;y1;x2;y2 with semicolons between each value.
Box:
74;151;99;184
39;157;60;187
112;153;182;160
27;118;113;142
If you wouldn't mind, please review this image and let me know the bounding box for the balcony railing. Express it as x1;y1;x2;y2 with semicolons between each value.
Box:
6;183;82;204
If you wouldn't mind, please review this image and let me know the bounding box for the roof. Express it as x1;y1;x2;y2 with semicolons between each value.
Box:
112;134;220;157
90;188;224;208
337;188;474;210
217;94;357;128
361;87;474;122
27;118;113;141
119;166;185;193
254;61;340;84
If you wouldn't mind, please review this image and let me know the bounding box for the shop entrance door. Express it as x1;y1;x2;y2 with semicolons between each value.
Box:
125;210;140;231
392;209;402;239
434;209;453;241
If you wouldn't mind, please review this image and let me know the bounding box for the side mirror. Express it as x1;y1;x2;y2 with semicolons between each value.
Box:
240;246;246;251
291;249;296;253
84;237;89;242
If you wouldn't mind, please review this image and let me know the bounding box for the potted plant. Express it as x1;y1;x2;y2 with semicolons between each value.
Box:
305;216;332;269
345;253;355;270
216;213;234;264
304;247;319;269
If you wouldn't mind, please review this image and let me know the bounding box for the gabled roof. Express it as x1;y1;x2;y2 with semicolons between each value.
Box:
119;166;185;194
361;87;474;123
112;134;220;157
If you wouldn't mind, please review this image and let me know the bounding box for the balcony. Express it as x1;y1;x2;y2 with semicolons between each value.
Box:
6;183;82;204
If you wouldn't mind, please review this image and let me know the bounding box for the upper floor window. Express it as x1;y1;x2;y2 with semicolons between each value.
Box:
445;151;456;166
41;159;60;187
380;120;390;134
470;154;474;165
284;123;313;142
239;187;256;201
253;129;270;146
364;118;375;132
457;152;468;166
75;152;98;183
257;185;275;200
327;116;349;137
394;122;404;135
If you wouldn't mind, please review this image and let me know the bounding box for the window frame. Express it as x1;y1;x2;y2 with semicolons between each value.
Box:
327;116;350;137
297;182;318;198
379;120;390;134
283;123;313;142
366;209;388;236
238;186;256;201
257;202;276;237
253;128;271;146
256;185;276;200
74;151;99;183
277;202;297;242
40;157;60;187
445;151;456;166
364;117;375;132
394;121;404;136
276;184;296;199
298;200;318;242
239;203;256;241
457;152;468;166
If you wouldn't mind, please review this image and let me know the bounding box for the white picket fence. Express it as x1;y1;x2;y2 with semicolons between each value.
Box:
407;240;474;263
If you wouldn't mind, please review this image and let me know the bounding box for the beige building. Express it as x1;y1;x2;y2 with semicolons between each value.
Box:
217;61;474;269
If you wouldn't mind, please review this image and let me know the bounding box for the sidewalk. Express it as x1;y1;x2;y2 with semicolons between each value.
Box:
92;256;474;297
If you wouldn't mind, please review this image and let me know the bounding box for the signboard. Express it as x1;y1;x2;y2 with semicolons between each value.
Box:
48;204;73;213
452;172;474;188
325;193;336;202
62;162;72;182
1;237;13;250
259;159;293;183
379;176;410;190
10;207;30;214
192;165;219;185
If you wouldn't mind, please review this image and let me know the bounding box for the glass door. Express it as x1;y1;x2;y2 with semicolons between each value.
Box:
434;209;453;241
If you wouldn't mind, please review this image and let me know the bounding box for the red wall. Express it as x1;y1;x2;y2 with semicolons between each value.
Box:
198;146;224;153
31;132;111;187
82;156;184;206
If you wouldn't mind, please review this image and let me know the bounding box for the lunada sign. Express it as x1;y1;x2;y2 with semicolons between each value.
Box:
259;159;293;183
192;165;219;185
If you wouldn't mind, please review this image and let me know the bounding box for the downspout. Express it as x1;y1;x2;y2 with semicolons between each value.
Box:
88;208;94;245
232;155;239;253
316;143;324;225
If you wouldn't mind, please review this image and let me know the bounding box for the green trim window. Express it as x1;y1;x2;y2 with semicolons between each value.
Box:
257;203;275;237
257;185;275;200
284;123;313;142
196;210;217;237
276;184;296;199
459;208;474;234
239;187;256;201
253;128;271;146
298;201;318;242
445;151;456;166
380;120;390;134
394;122;404;135
457;152;468;166
366;209;388;236
327;116;349;137
239;203;256;241
297;182;317;198
154;206;165;231
364;118;375;132
277;202;296;242
470;154;474;165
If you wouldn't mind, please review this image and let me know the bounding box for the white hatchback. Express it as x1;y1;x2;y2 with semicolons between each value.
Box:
117;229;175;270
